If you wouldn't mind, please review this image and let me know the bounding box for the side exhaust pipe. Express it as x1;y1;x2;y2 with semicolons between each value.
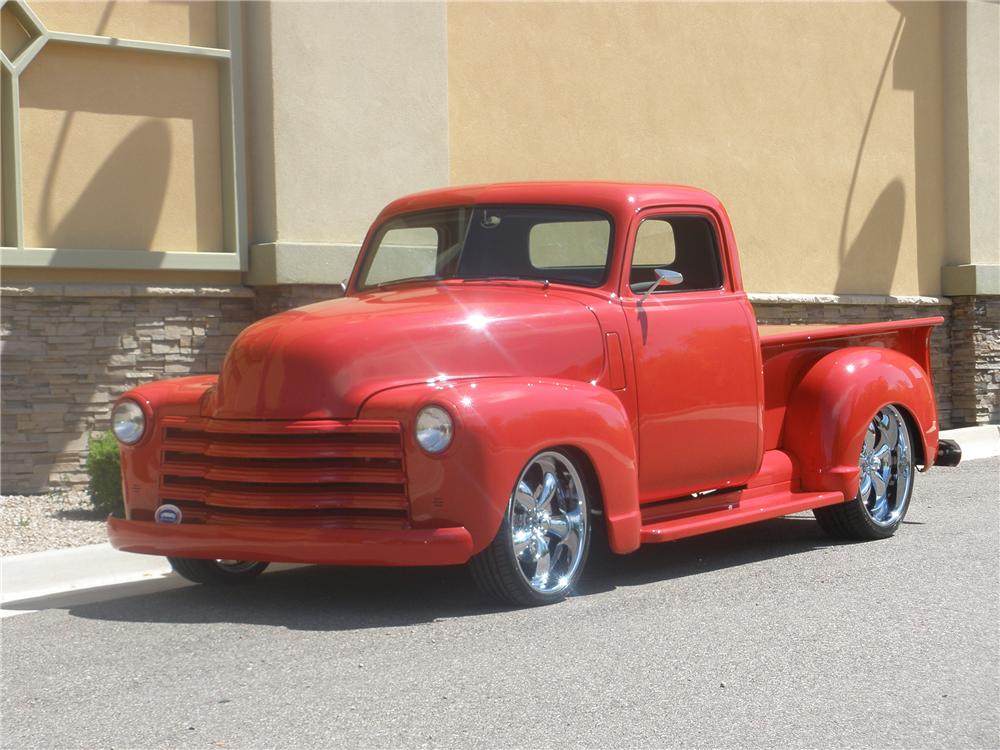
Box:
935;438;962;467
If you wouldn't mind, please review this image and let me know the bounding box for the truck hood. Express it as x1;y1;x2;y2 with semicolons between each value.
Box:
211;284;605;419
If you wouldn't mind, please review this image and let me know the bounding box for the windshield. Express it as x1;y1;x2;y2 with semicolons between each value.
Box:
357;206;613;290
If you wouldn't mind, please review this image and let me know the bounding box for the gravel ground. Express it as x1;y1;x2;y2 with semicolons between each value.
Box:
0;491;107;556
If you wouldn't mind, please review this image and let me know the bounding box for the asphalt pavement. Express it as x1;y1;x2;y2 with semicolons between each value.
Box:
2;458;997;749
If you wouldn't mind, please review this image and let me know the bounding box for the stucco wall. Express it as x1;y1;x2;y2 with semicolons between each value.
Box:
30;0;218;48
448;1;947;296
248;1;449;247
6;0;225;256
19;44;223;252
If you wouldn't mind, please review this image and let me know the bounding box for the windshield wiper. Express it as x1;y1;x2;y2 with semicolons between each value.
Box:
460;276;550;287
374;275;441;289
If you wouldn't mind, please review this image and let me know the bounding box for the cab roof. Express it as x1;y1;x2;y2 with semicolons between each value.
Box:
376;181;725;222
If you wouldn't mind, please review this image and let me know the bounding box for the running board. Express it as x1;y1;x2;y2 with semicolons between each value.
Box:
639;488;845;544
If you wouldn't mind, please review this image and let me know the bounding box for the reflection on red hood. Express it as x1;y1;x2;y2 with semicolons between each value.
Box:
211;284;604;419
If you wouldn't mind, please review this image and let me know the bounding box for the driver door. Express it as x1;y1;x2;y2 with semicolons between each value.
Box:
621;208;762;502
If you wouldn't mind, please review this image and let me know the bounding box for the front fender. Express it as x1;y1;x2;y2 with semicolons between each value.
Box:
116;375;219;519
783;347;938;499
359;378;641;555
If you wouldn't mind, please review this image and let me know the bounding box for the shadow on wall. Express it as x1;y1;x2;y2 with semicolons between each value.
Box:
836;178;906;294
836;3;943;295
891;1;946;296
19;4;221;252
44;119;171;251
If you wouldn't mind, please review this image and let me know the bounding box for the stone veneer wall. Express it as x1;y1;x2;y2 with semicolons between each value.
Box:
2;285;994;494
1;285;256;494
749;295;955;430
949;296;1000;426
253;284;346;317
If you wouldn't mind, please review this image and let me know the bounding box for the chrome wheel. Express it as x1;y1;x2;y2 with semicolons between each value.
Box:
857;405;913;527
509;451;589;595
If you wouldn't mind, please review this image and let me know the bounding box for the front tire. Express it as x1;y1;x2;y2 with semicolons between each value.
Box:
470;449;591;607
168;557;269;585
814;404;915;540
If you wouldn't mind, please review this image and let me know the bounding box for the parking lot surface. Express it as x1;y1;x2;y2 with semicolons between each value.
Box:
2;458;997;749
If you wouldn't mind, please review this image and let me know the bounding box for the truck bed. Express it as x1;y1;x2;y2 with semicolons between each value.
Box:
758;317;944;349
758;316;943;453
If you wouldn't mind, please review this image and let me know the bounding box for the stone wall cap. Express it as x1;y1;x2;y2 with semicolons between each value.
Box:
135;286;255;298
1;284;254;299
748;292;951;306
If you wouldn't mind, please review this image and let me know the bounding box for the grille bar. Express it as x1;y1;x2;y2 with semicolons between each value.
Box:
162;426;403;461
161;456;405;486
164;501;408;530
162;437;403;461
160;478;408;511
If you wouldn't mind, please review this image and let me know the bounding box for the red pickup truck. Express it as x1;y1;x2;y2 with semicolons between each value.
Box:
108;182;960;606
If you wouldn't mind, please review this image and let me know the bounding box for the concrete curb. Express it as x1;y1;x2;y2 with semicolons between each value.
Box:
1;544;303;618
1;543;171;606
940;424;1000;461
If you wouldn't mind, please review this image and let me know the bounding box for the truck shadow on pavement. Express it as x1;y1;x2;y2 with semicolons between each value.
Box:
30;515;861;631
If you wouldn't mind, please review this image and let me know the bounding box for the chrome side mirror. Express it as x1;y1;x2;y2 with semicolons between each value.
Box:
640;268;683;302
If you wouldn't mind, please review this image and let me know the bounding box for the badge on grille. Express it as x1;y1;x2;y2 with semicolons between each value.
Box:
154;504;182;524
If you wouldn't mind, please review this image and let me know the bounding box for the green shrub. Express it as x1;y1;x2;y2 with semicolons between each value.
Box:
86;431;124;517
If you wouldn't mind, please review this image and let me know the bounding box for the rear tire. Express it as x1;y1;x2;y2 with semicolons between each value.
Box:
168;557;269;585
813;404;915;540
470;449;591;607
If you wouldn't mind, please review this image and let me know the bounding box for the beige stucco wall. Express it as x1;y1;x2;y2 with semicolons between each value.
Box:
2;0;227;263
448;2;947;296
19;43;223;252
2;3;32;61
964;0;999;270
31;0;218;48
2;1;977;296
248;1;449;248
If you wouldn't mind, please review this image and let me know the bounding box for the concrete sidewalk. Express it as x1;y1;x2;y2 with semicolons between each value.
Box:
941;424;1000;462
2;424;996;616
1;543;172;614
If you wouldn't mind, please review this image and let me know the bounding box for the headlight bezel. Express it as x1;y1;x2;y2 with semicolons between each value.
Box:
414;404;455;455
111;399;146;445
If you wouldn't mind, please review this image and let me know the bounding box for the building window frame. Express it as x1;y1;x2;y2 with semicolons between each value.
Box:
0;0;247;272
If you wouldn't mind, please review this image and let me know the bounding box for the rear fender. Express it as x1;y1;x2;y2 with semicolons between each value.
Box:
360;378;641;555
783;347;938;499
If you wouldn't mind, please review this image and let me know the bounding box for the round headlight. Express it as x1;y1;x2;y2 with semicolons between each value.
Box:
415;405;453;454
112;399;146;445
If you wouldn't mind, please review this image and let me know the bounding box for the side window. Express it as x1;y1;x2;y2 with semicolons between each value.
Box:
633;219;676;267
629;216;723;293
365;227;439;285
